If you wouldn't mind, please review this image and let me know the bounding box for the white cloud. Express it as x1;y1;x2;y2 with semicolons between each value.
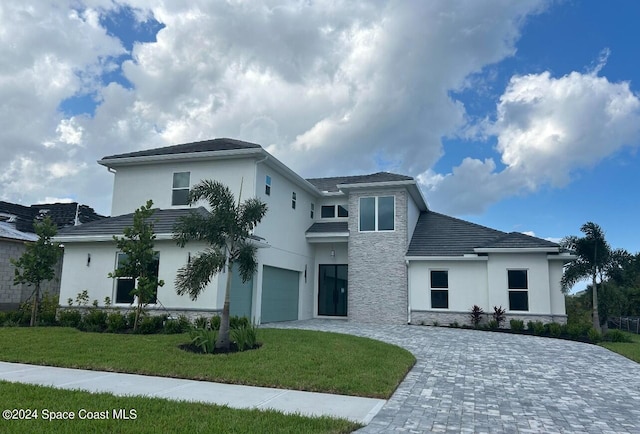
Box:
423;68;640;214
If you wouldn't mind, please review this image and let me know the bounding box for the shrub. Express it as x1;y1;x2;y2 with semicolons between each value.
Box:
487;319;498;330
194;316;209;330
530;321;545;336
80;309;108;332
58;309;82;328
587;328;602;343
492;306;506;328
469;305;484;328
137;315;167;335
230;315;250;330
210;315;221;330
509;319;525;332
547;322;562;338
0;312;6;326
231;323;259;351
164;315;191;334
37;293;59;326
75;290;90;307
189;327;218;354
604;329;632;343
432;320;440;327
11;305;32;326
450;321;460;328
106;312;128;333
126;311;137;329
566;323;590;340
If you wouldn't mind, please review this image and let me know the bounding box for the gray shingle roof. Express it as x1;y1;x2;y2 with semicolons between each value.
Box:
101;138;261;160
306;172;414;192
0;222;38;242
306;222;349;233
56;208;210;237
407;212;560;256
478;232;559;249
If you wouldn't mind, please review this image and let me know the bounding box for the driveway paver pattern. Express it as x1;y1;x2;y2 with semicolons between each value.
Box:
267;320;640;433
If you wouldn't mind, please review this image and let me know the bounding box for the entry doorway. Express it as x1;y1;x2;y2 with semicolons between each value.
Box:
318;264;348;316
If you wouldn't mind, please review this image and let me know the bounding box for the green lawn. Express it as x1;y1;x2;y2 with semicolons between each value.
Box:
0;327;415;399
601;331;640;363
0;381;360;434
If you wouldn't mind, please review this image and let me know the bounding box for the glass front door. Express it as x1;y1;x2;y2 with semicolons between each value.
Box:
318;264;348;316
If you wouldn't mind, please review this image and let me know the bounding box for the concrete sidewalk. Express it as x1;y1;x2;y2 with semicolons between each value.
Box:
0;362;385;424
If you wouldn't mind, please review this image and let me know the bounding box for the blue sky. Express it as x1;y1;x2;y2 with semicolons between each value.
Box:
1;1;639;271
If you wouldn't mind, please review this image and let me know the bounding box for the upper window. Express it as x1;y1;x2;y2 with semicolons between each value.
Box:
172;172;190;206
292;192;296;209
337;205;348;217
321;205;335;218
265;175;272;196
359;196;395;231
310;203;315;219
320;204;348;219
430;270;448;288
508;270;528;289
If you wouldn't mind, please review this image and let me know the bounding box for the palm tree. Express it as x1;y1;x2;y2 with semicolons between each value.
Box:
561;222;611;332
173;180;267;350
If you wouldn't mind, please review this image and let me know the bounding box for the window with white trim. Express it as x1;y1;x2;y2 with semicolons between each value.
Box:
114;252;160;304
320;204;348;218
310;203;315;219
359;196;394;231
292;192;296;209
430;270;448;309
508;269;528;311
172;172;190;206
265;175;272;196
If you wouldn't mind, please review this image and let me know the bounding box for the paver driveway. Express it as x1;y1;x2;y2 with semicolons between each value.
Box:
268;320;640;433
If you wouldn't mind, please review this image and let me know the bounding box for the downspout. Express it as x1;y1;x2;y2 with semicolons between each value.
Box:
406;259;411;324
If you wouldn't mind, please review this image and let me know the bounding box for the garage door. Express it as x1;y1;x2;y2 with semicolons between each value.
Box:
261;266;299;323
229;266;253;319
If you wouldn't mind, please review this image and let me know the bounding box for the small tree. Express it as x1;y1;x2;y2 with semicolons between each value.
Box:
11;216;61;326
174;180;267;350
109;200;164;331
561;222;612;333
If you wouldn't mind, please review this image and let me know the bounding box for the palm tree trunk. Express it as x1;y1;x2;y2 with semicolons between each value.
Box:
216;263;233;349
592;271;601;333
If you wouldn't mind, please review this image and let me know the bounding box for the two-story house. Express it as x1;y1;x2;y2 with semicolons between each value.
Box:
55;138;573;325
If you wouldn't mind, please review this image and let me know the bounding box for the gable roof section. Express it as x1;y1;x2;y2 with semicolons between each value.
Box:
407;211;560;256
101;138;261;161
478;232;559;249
407;212;505;256
306;172;414;192
56;207;210;240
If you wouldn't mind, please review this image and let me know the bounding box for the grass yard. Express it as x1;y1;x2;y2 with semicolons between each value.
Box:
0;327;415;399
0;381;360;434
601;331;640;363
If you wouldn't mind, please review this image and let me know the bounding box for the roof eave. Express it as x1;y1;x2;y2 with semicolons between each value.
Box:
405;255;489;261
474;247;560;253
336;180;428;211
98;147;265;168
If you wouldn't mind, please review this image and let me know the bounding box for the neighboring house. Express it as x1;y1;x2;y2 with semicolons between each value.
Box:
55;138;573;325
0;202;104;310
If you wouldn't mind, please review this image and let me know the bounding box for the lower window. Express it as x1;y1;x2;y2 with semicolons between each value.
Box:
114;252;160;304
431;290;448;309
509;291;528;311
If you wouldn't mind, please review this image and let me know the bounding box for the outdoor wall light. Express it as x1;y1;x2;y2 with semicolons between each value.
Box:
330;249;335;257
86;253;91;267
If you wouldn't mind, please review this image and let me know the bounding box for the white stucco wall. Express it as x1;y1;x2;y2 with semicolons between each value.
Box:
408;259;489;312
110;158;257;216
58;241;220;310
253;162;317;322
486;253;552;314
549;259;566;315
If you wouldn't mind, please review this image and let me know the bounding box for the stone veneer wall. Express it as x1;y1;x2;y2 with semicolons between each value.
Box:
0;239;63;310
348;188;408;324
57;306;221;322
410;310;567;327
